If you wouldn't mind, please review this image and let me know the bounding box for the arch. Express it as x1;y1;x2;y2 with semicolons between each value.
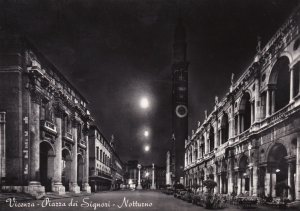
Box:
267;143;287;164
77;153;84;190
238;92;251;132
220;113;229;144
40;140;55;156
40;141;55;192
238;154;249;172
62;148;72;191
209;125;214;152
268;56;290;111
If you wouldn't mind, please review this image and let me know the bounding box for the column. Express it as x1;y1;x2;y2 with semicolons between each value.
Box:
290;67;294;102
52;109;65;194
271;90;276;114
288;162;292;200
214;168;218;194
151;163;156;189
228;168;233;194
254;78;260;122
137;164;142;189
296;135;300;201
82;130;91;193
266;90;270;117
240;115;244;133
237;115;241;134
237;174;241;194
204;132;208;154
252;166;258;196
27;91;45;198
69;119;80;193
214;122;218;148
29;93;41;183
250;103;254;124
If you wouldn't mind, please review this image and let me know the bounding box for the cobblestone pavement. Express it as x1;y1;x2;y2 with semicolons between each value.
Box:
0;190;297;211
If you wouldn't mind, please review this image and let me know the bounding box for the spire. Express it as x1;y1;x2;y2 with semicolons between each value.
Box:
173;18;187;63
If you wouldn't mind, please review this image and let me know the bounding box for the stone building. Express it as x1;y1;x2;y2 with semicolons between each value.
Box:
0;33;92;197
110;135;125;190
88;125;113;192
184;6;300;201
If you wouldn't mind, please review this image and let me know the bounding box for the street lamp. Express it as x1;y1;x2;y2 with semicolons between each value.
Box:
144;145;150;152
140;97;149;109
144;130;149;137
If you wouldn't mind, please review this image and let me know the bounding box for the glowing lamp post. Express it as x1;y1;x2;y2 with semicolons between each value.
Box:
137;164;142;190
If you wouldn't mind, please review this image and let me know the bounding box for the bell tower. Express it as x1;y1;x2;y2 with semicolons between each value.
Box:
172;18;188;184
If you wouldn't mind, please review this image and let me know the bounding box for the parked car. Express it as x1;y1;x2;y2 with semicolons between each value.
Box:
178;189;187;199
173;183;185;198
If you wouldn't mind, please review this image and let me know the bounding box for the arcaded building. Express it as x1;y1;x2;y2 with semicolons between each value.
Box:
184;6;300;201
0;33;92;196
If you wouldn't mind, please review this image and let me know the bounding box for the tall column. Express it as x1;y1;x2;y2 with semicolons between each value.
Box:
254;78;260;122
27;90;45;198
271;90;276;114
252;166;258;196
237;174;241;194
204;132;208;154
151;163;156;189
266;90;270;117
250;103;254;124
29;93;41;183
137;164;142;190
69;118;80;193
82;129;91;193
288;162;292;200
296;135;300;201
52;108;65;195
214;121;218;148
228;160;233;194
290;67;294;102
237;115;241;134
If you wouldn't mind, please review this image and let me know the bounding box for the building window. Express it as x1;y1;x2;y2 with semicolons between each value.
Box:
100;150;103;162
96;147;99;160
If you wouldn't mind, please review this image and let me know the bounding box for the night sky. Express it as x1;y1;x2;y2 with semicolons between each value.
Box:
1;0;299;165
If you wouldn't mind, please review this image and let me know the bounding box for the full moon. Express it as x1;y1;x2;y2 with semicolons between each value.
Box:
144;145;150;152
140;97;149;109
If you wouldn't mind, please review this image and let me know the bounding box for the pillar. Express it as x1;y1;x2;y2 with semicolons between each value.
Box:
290;67;294;102
240;115;244;133
29;94;41;183
214;122;218;148
237;115;241;134
228;171;233;194
288;162;292;200
296;136;300;201
250;103;254;124
52;110;65;195
27;91;45;198
82;131;91;193
204;132;208;154
237;175;241;194
151;164;156;189
137;164;142;190
252;166;258;196
271;90;276;114
69;119;80;193
266;90;270;117
254;78;260;122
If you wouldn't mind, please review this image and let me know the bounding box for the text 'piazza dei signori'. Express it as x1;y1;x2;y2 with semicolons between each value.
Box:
184;5;300;201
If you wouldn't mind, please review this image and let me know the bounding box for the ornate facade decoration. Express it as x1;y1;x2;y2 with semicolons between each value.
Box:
184;6;300;201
